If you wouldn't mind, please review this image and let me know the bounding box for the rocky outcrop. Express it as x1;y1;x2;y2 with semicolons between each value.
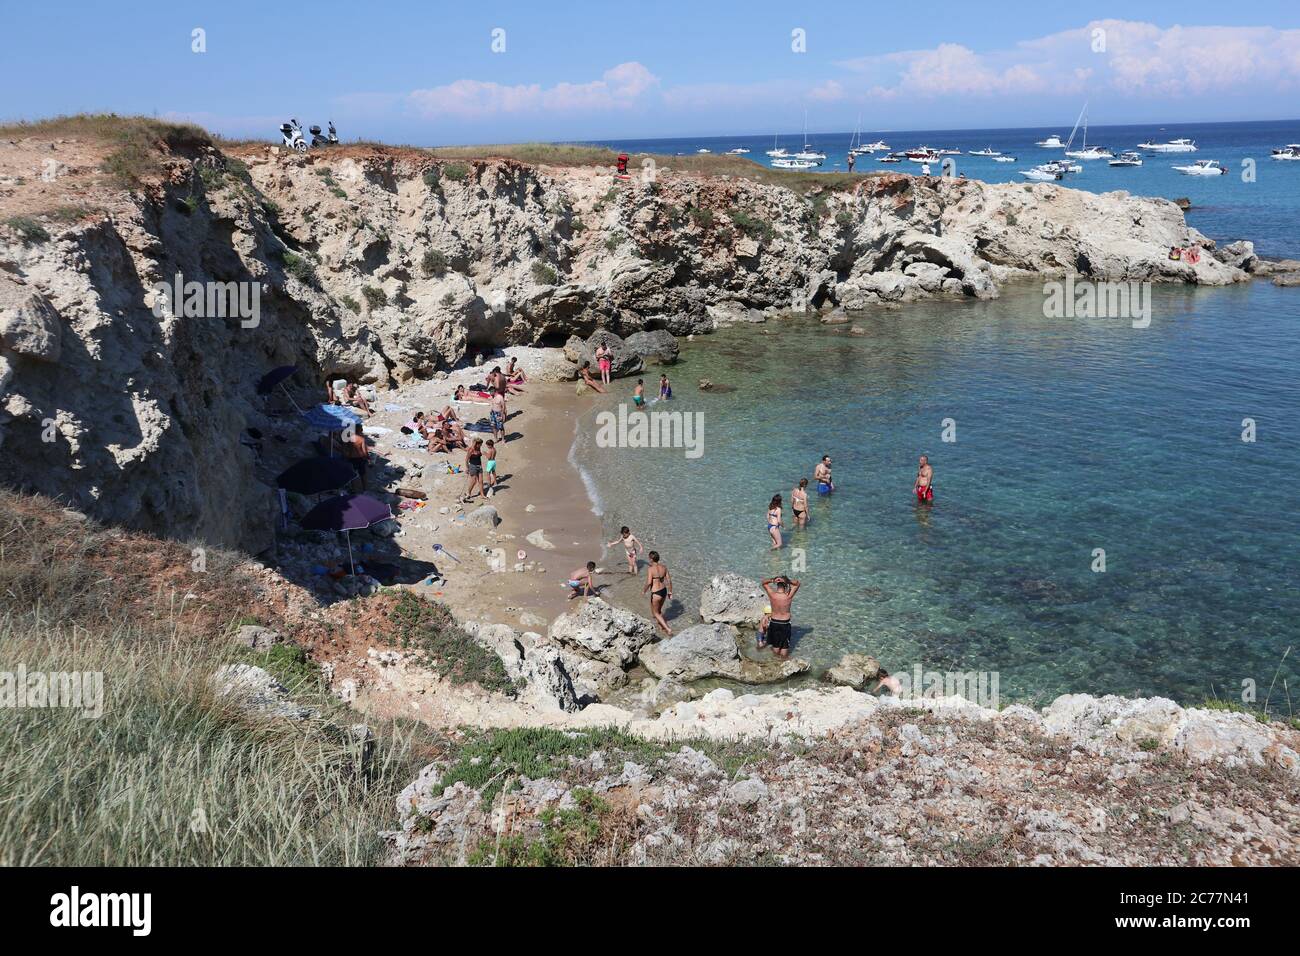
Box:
460;620;580;713
824;653;882;690
639;622;808;684
562;329;642;379
698;573;767;625
622;329;679;365
0;131;1263;549
547;598;659;698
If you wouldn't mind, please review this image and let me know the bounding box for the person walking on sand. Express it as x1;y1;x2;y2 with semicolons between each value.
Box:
490;389;507;442
814;455;835;495
579;362;607;394
766;494;784;550
791;478;809;529
608;526;642;574
760;575;800;659
567;561;598;599
595;342;612;386
914;454;934;503
461;438;484;502
642;551;673;635
483;439;498;497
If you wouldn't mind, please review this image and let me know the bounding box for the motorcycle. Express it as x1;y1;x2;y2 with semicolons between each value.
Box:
310;121;340;148
279;119;308;153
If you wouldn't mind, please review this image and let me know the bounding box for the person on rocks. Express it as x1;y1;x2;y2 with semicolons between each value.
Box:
608;525;643;574
791;478;809;529
766;494;784;550
913;454;934;504
642;551;673;635
579;361;607;394
814;455;835;495
567;561;598;599
461;438;484;502
760;576;800;659
342;382;372;417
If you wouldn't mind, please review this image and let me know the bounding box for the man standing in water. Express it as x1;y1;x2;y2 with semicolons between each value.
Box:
760;576;800;659
914;454;934;503
642;551;673;635
814;455;834;495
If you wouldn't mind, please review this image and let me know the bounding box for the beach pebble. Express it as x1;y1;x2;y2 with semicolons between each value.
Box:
526;529;555;550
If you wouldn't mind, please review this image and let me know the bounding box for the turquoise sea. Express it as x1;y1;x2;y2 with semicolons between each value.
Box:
572;282;1300;705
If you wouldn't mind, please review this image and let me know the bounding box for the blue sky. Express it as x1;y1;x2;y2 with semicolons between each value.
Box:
2;1;1299;143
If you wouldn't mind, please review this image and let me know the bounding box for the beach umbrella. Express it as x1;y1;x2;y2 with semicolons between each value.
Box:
301;493;392;576
276;457;358;495
256;365;306;413
301;403;364;455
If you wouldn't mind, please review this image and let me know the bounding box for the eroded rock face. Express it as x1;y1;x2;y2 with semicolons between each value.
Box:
0;141;1257;549
640;622;808;684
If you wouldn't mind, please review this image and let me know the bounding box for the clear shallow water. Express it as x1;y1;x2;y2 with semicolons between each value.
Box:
573;283;1300;705
591;120;1300;259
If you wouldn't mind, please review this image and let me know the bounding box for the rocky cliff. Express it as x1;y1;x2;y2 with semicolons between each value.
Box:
0;122;1256;550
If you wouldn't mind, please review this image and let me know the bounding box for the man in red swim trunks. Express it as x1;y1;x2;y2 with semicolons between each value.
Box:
914;455;934;503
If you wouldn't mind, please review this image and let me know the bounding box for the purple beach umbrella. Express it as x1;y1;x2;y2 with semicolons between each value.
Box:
301;493;393;576
276;457;359;496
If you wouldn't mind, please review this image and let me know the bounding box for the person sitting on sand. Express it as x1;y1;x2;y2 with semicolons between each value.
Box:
567;561;597;599
427;426;450;454
642;551;673;634
441;418;466;448
341;382;371;417
791;478;809;529
914;454;934;503
506;356;527;385
766;494;784;550
607;526;642;574
579;361;607;394
760;576;800;659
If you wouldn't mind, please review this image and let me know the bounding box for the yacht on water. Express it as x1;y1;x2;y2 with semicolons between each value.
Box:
856;139;890;153
789;111;827;161
1139;138;1197;153
878;152;905;163
1173;159;1227;176
969;146;1002;156
765;133;787;158
727;147;750;155
905;147;942;163
1108;151;1143;167
1271;144;1300;161
993;155;1017;163
697;148;711;154
1036;134;1065;148
1021;166;1064;181
771;157;820;170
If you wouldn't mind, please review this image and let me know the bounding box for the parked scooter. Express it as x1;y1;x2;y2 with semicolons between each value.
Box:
279;119;308;153
309;121;340;148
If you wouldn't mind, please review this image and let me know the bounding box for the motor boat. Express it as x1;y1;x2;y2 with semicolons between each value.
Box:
727;147;750;154
1108;151;1143;167
1139;138;1197;153
771;157;820;170
969;146;1001;156
1271;144;1300;161
905;147;942;163
1173;159;1227;176
1036;134;1065;148
1066;144;1114;160
697;148;711;154
1021;165;1063;181
854;139;890;154
993;155;1016;163
878;152;905;163
937;147;961;155
791;147;827;161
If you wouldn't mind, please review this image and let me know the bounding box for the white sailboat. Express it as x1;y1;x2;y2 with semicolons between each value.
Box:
765;132;787;158
1064;109;1113;159
790;110;826;161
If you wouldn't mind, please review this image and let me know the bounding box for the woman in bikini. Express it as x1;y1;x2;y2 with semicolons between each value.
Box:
461;438;484;502
642;551;673;635
579;362;607;394
791;478;809;529
766;494;784;550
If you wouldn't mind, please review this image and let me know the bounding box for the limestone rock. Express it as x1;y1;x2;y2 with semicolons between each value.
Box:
699;572;767;625
622;329;680;365
548;597;657;668
463;505;499;528
824;653;881;690
640;622;808;684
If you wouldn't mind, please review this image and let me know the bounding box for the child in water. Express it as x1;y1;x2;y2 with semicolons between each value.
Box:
633;379;645;407
607;526;642;574
658;374;672;401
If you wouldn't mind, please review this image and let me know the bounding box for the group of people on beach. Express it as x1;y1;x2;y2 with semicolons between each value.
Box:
459;360;527;503
567;525;676;636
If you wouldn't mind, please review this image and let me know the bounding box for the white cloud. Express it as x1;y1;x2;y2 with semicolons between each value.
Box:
407;62;658;117
835;20;1300;100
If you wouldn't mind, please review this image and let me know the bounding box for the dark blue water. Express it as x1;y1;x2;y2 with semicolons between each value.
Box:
574;282;1300;706
590;120;1300;260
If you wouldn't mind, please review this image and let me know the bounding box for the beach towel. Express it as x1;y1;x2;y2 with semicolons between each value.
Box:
383;403;408;413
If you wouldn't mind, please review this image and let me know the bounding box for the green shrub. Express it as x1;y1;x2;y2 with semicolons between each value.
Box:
440;292;456;307
422;168;441;188
280;250;316;283
729;208;774;241
689;206;714;228
604;233;624;253
4;216;51;245
421;249;448;277
530;262;558;285
442;163;469;182
389;592;511;692
361;285;388;309
340;294;360;314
